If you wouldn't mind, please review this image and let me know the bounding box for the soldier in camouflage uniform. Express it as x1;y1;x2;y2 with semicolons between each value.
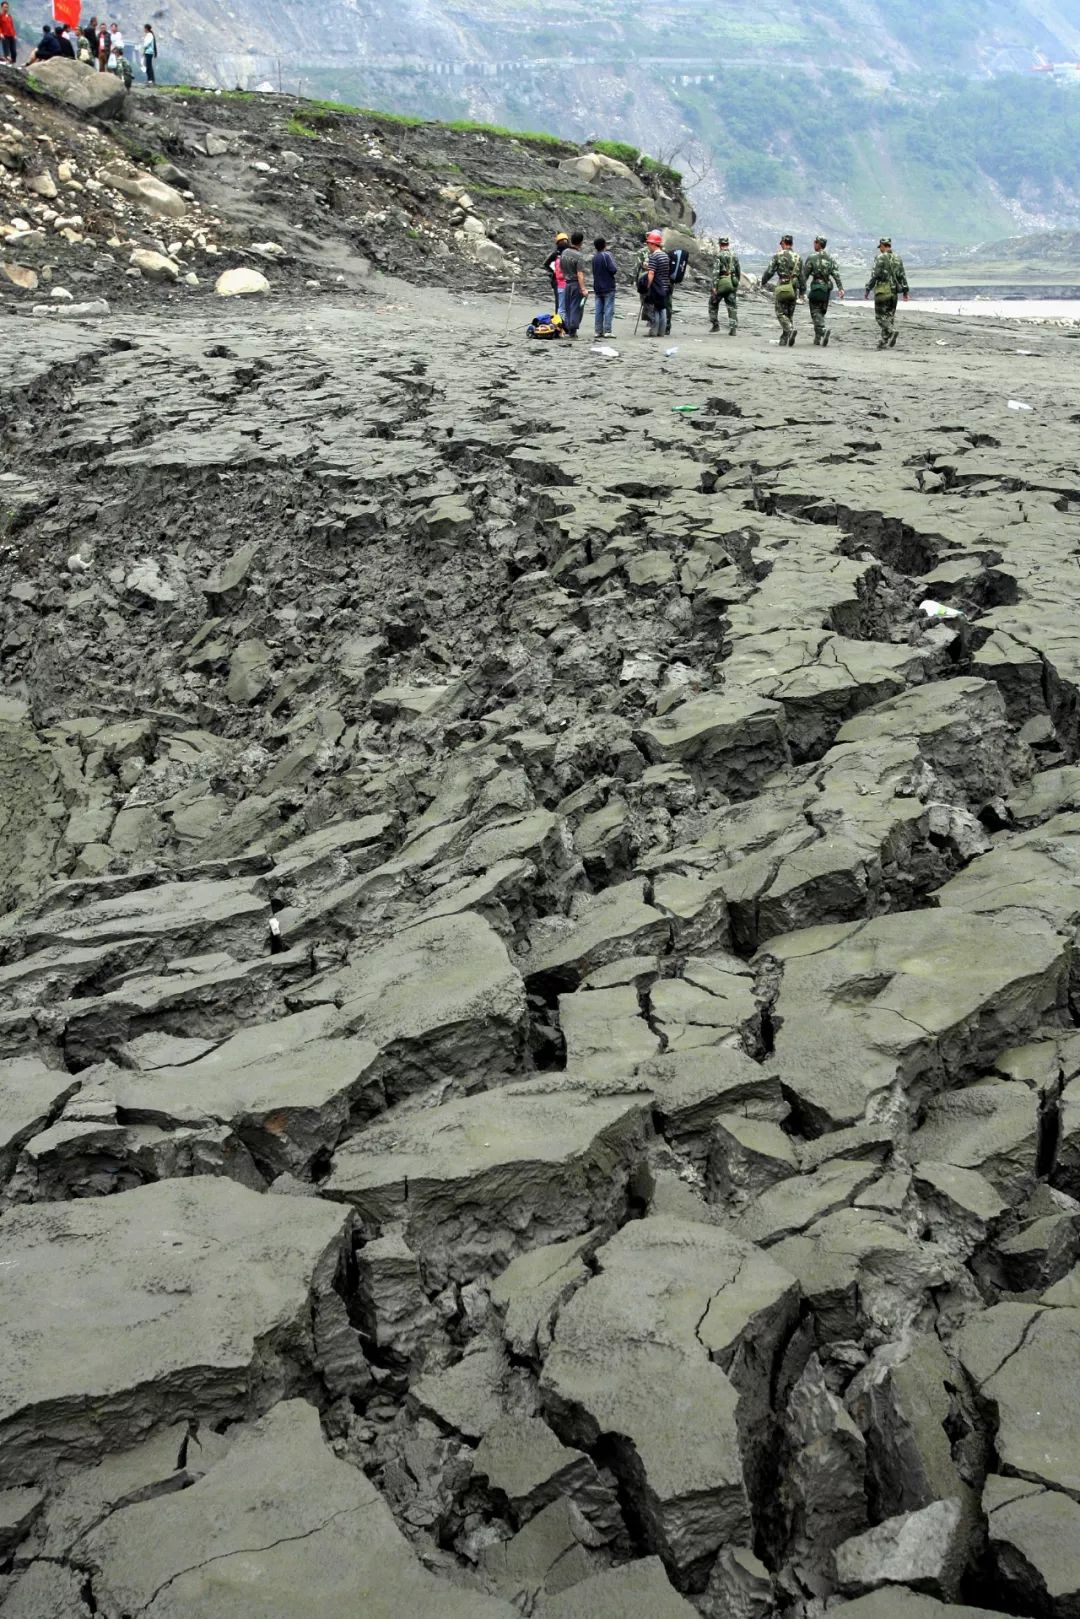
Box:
802;235;844;346
864;235;910;348
708;236;741;335
761;233;804;346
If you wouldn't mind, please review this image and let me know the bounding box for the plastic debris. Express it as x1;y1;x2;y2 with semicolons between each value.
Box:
664;346;678;356
919;599;963;620
672;404;701;414
590;345;619;358
1006;399;1033;411
66;553;91;573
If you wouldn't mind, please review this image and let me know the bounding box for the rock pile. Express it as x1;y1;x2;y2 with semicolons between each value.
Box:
1;288;1079;1617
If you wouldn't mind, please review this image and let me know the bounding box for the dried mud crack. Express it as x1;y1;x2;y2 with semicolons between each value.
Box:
2;288;1080;1619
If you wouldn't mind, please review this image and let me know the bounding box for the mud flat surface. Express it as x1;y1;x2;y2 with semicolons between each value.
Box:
2;284;1080;1618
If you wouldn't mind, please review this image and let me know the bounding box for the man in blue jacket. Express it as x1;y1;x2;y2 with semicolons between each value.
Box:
591;236;617;339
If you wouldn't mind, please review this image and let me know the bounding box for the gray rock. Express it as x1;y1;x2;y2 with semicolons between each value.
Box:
535;1555;699;1617
541;1213;798;1580
491;1231;597;1359
324;1076;650;1285
984;1472;1080;1618
701;1546;775;1619
32;57;125;117
764;911;1066;1130
834;1498;968;1599
0;1178;355;1481
82;1399;515;1618
956;1303;1080;1498
634;690;788;796
292;911;528;1101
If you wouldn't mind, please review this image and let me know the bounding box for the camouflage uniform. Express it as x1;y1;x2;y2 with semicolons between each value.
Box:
865;245;909;346
761;245;805;344
802;246;844;344
708;245;741;334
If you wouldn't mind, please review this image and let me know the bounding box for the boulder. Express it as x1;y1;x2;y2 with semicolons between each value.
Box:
102;168;187;218
216;267;271;297
130;248;180;283
31;57;125;118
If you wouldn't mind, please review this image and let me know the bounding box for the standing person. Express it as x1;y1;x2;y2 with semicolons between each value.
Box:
82;13;97;56
77;30;92;60
643;229;670;338
802;234;844;346
142;21;156;81
0;2;17;65
96;20;110;70
864;235;909;348
591;235;617;339
708;235;741;335
109;19;123;52
544;232;569;319
53;23;74;56
560;229;588;338
761;232;804;346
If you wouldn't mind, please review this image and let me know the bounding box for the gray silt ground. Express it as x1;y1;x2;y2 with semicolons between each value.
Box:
1;273;1080;1617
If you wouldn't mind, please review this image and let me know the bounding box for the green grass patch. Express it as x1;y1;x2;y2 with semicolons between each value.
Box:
439;119;565;147
358;107;425;127
590;139;640;166
287;116;321;139
640;154;683;188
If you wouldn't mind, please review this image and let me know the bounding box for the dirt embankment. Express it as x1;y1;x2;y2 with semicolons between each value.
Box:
2;72;695;314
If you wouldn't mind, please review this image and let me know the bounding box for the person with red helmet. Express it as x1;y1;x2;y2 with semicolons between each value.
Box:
639;229;670;338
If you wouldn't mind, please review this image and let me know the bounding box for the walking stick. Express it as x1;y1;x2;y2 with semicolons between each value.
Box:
633;300;645;335
502;277;517;337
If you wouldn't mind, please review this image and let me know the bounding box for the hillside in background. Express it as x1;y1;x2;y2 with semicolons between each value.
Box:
142;0;1080;254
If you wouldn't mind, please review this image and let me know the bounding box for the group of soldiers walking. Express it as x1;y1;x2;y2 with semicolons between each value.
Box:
756;233;910;347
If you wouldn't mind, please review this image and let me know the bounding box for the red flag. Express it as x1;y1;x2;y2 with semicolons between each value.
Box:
53;0;81;27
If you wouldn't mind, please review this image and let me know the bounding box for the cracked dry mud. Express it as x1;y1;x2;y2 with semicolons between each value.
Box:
2;285;1080;1619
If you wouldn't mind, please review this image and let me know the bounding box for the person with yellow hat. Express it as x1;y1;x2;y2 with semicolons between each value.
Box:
544;232;570;320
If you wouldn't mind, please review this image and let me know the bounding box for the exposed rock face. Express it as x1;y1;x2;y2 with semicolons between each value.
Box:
2;270;1080;1617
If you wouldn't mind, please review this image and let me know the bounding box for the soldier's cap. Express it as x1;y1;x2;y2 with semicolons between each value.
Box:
879;236;892;247
719;235;730;245
814;235;827;247
780;234;794;245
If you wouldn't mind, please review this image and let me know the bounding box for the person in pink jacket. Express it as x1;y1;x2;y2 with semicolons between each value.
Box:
544;232;569;320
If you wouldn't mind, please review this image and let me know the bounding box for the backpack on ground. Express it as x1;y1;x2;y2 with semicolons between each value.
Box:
667;246;689;285
526;312;565;340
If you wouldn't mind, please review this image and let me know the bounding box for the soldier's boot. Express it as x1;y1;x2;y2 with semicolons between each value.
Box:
888;331;898;348
710;319;719;331
813;332;821;346
728;323;737;336
822;329;831;346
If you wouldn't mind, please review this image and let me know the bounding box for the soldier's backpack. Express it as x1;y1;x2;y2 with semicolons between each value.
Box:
667;246;689;284
526;312;565;340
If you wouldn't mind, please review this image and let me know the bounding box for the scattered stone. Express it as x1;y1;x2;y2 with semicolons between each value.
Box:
215;267;271;296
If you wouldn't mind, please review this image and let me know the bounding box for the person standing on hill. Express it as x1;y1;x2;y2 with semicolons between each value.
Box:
591;235;617;339
708;235;741;335
761;233;804;346
560;229;589;338
864;235;909;348
0;3;17;66
802;235;844;346
96;21;110;70
142;22;157;81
